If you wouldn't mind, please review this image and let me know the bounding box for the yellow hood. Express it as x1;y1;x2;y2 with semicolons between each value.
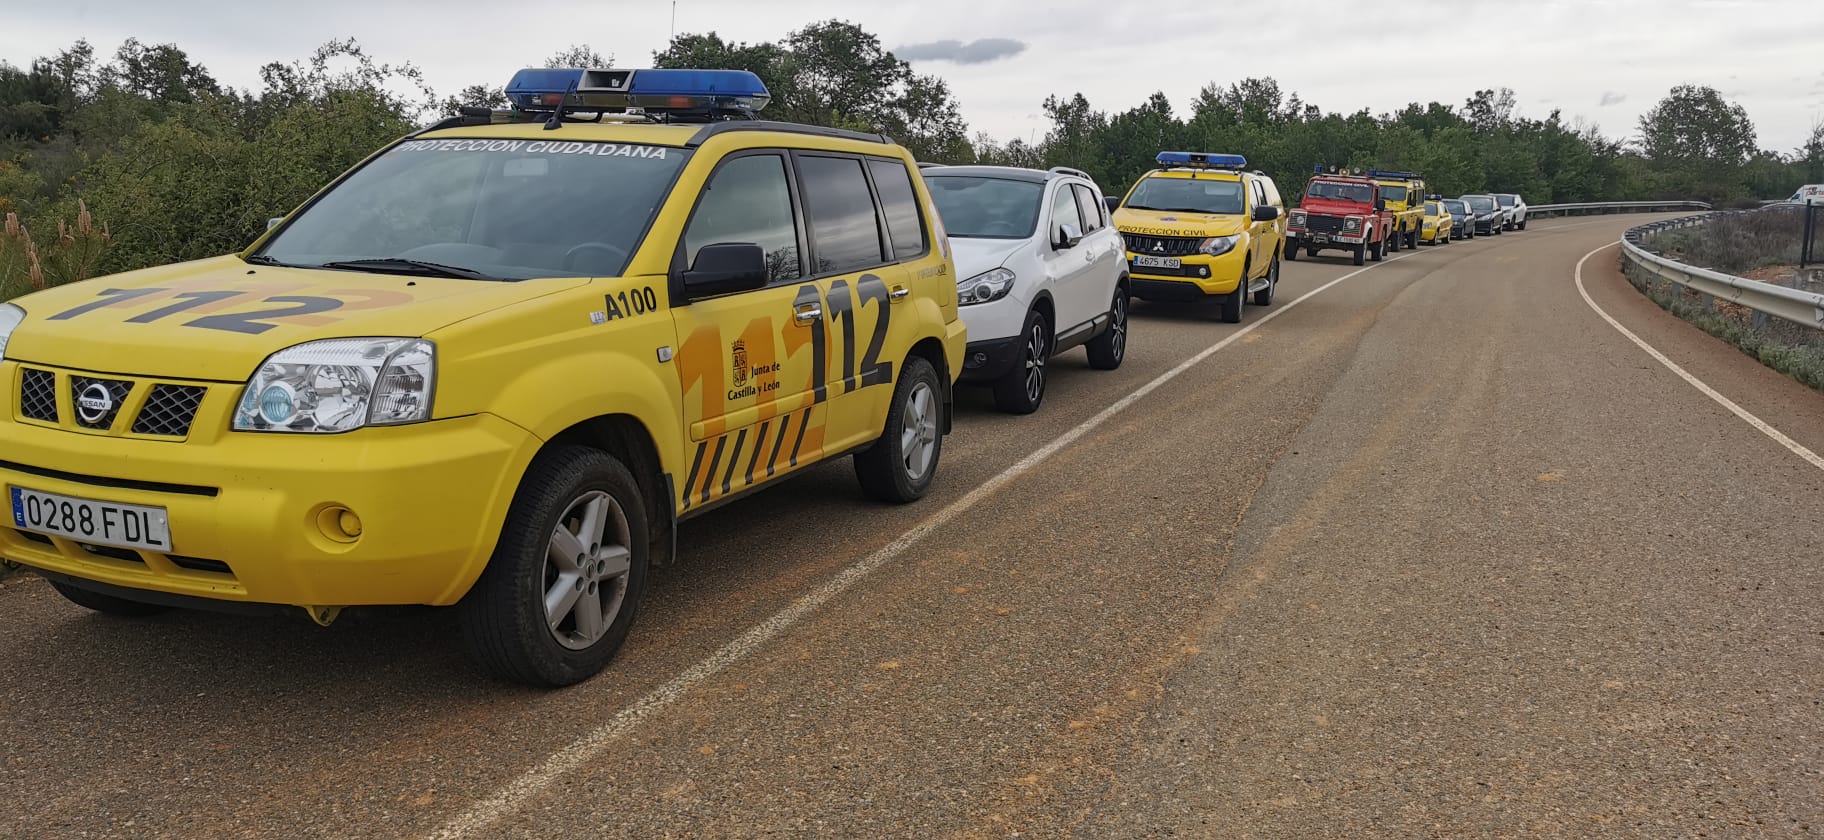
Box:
1112;208;1248;239
6;256;587;381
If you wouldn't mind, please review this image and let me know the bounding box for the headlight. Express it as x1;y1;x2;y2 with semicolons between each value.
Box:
1343;218;1362;231
1199;235;1240;257
0;303;24;361
958;267;1016;306
1288;211;1307;226
233;338;435;433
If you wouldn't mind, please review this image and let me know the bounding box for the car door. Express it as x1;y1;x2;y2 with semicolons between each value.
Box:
1247;177;1274;276
1042;182;1100;333
670;150;826;511
1069;181;1122;325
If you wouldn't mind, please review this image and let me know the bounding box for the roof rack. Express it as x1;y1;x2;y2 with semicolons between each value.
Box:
686;120;893;147
1048;166;1092;180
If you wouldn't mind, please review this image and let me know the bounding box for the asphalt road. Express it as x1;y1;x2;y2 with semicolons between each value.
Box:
4;215;1822;839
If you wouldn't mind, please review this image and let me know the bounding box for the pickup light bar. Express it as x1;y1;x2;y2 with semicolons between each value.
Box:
1156;151;1247;170
505;68;771;120
1366;169;1421;180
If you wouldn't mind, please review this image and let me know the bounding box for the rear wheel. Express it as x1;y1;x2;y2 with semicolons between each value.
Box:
1306;246;1320;258
459;445;649;687
992;310;1049;414
856;355;944;501
1086;287;1128;370
1253;256;1278;306
50;581;169;617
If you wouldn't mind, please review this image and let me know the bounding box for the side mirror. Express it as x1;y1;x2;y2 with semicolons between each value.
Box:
1251;205;1280;222
267;217;284;230
1374;198;1387;211
1104;195;1121;213
680;243;768;300
1054;223;1084;250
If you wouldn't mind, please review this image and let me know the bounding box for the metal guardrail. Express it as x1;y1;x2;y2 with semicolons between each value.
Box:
1529;200;1713;218
1619;213;1824;331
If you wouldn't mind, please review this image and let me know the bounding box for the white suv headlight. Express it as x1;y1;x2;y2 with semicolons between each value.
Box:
958;267;1016;306
0;303;24;361
234;338;435;433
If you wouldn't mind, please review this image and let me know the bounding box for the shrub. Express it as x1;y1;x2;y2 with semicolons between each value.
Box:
0;200;112;300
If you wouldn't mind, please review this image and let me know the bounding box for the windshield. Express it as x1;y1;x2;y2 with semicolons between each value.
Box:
258;138;690;280
1442;199;1468;214
924;176;1045;239
1379;184;1410;203
1304;180;1373;204
1125;176;1245;215
1496;194;1516;207
1465;195;1496;212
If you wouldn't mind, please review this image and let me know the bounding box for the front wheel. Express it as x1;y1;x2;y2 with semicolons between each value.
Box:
50;581;170;617
1518;218;1527;230
1220;267;1246;323
1285;243;1300;261
1253;256;1278;306
459;445;649;687
1388;227;1402;253
1353;241;1367;266
992;310;1050;414
1407;227;1420;248
1370;234;1385;262
856;355;944;501
1086;287;1128;370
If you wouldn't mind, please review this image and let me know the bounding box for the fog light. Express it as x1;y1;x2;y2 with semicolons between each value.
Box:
315;505;362;544
1199;266;1210;278
338;509;363;537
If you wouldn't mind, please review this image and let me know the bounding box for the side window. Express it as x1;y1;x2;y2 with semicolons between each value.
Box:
1250;179;1267;210
1071;184;1103;232
797;154;886;275
866;158;926;261
1261;177;1283;208
683;153;801;282
1049;186;1084;238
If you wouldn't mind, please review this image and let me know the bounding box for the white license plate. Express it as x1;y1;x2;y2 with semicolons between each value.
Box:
10;486;172;552
1132;255;1181;269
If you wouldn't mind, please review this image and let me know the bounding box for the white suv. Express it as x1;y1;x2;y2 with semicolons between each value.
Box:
923;165;1129;414
1495;193;1528;230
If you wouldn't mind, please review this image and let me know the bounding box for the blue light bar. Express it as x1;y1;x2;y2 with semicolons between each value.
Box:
1366;169;1420;180
1156;151;1247;170
505;68;771;118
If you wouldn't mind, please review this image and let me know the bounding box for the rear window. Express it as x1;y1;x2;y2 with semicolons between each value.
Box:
1496;195;1516;207
798;155;886;274
867;158;926;261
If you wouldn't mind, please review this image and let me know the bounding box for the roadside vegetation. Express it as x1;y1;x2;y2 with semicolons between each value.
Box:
2;20;1822;296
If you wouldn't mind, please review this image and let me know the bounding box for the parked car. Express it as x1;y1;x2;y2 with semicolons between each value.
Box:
1459;194;1505;236
1787;184;1824;205
1494;193;1528;230
923;165;1130;414
1110;151;1286;324
1420;199;1453;245
1441;198;1475;240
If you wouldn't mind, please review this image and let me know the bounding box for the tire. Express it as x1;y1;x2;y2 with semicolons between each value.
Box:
1306;246;1320;258
1253;256;1278;306
50;581;169;617
1285;243;1299;261
1518;218;1527;230
1388;226;1401;252
1353;241;1367;266
1219;265;1245;323
992;309;1049;414
459;445;649;687
1086;287;1128;370
1370;233;1385;262
856;355;944;502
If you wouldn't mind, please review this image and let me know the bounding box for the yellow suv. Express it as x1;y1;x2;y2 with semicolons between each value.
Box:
1368;169;1426;250
0;68;966;686
1109;152;1285;323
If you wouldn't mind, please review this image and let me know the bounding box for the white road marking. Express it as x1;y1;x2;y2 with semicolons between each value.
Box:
426;253;1414;840
1575;243;1824;471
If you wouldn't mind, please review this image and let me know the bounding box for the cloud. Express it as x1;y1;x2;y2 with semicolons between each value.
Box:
895;37;1028;65
1599;91;1627;106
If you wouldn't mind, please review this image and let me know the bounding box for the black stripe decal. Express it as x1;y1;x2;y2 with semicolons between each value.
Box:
720;429;747;496
768;414;792;477
745;421;770;486
700;436;727;504
789;408;811;467
679;442;707;509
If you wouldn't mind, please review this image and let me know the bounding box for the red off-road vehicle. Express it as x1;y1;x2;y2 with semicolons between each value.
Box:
1285;173;1396;266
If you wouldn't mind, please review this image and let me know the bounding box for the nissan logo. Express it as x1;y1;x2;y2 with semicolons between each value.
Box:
77;383;114;425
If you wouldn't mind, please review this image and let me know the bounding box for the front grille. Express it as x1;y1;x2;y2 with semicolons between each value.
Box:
170;555;233;576
1305;215;1348;235
20;369;58;422
1122;233;1204;257
69;376;131;430
132;385;206;437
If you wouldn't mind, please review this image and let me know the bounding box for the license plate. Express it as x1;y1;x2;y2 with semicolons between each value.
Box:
10;486;172;552
1132;255;1181;269
1313;234;1330;243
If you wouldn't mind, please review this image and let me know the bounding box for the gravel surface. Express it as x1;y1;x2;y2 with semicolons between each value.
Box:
2;217;1819;839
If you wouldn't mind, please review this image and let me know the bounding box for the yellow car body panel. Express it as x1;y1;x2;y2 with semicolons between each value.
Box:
1373;176;1427;237
1420;201;1454;243
1111;168;1285;300
0;118;964;611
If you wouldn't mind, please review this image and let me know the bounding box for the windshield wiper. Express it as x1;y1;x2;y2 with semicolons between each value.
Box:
317;258;503;281
244;254;292;267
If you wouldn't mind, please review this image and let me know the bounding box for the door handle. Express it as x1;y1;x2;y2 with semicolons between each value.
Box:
889;285;910;301
794;304;822;325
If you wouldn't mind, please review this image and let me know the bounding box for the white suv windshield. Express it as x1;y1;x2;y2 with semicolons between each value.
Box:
1125;177;1245;215
259;139;690;280
924;176;1044;239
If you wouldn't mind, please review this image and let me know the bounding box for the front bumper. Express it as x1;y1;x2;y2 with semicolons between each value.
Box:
0;392;540;609
1289;231;1366;250
1125;249;1245;299
1421;226;1446;242
959;336;1024;383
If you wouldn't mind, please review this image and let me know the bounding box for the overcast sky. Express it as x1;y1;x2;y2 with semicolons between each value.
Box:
4;0;1821;151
